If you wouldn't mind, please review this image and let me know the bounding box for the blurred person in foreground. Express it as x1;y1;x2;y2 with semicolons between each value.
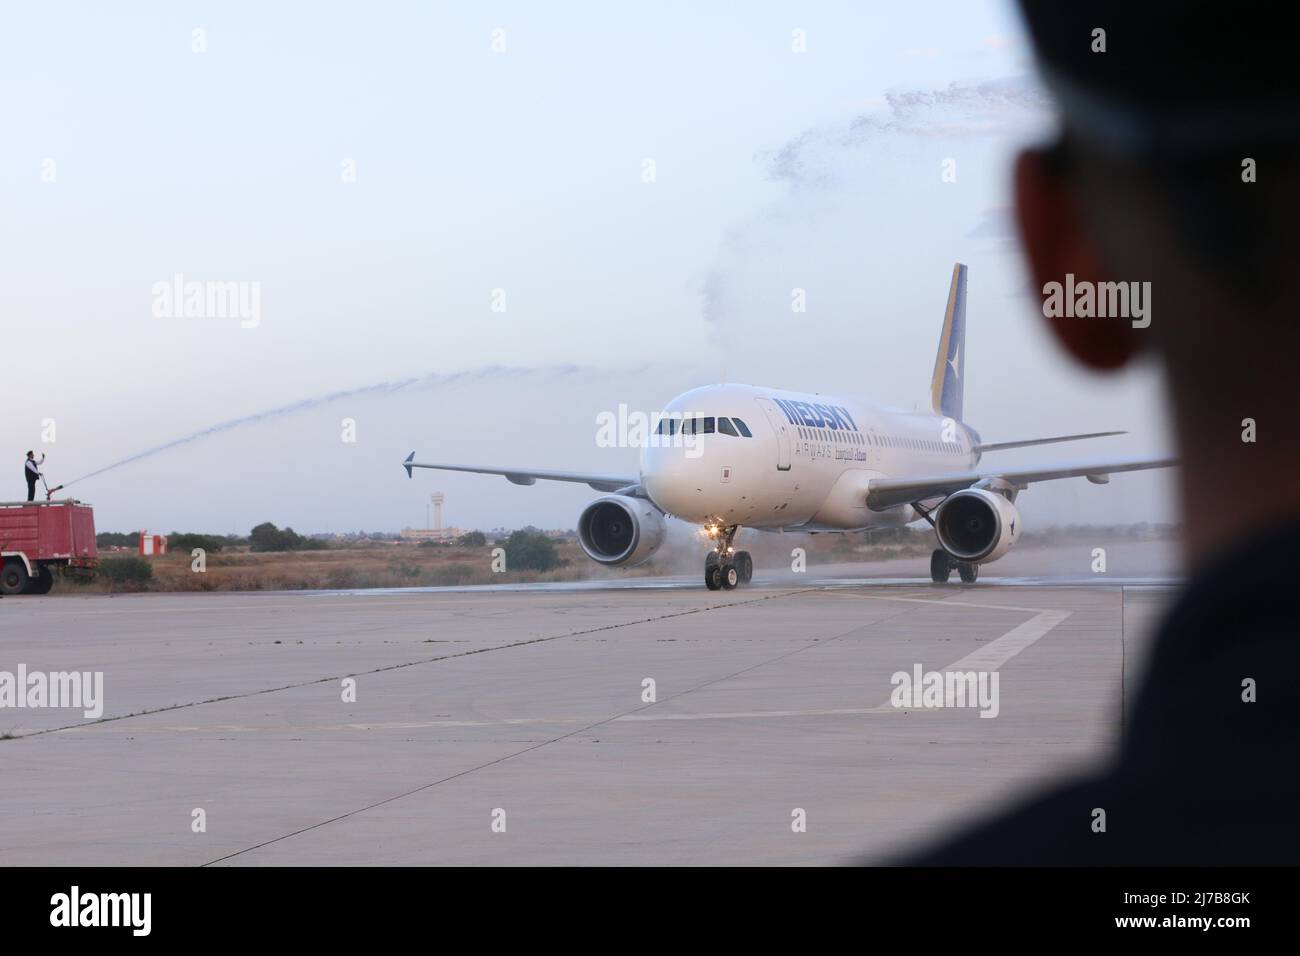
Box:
902;2;1300;864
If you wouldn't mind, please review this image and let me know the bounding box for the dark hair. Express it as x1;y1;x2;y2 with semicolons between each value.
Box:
1048;132;1299;311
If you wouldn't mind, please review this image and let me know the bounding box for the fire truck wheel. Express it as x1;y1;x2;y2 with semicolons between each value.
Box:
26;567;54;595
0;559;30;596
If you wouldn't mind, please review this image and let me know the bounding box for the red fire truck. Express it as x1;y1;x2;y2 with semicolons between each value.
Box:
0;499;98;595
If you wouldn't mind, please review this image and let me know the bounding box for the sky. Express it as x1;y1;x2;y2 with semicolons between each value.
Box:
1;1;1177;536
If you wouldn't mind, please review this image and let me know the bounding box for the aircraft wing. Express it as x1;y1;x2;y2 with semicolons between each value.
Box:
865;457;1177;511
403;453;637;493
973;430;1125;453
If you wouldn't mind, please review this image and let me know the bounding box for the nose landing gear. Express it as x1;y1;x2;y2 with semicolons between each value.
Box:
703;524;752;590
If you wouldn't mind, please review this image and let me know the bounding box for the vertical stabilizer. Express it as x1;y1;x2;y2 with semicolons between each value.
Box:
930;263;968;421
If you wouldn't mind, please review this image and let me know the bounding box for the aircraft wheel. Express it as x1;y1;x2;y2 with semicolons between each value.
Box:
705;563;723;590
958;562;979;585
929;549;952;584
734;551;753;583
1;559;30;596
720;563;740;590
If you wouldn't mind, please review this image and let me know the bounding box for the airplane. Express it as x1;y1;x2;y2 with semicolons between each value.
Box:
403;264;1176;589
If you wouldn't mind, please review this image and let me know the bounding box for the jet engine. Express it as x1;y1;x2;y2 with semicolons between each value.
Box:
577;495;666;567
934;488;1022;564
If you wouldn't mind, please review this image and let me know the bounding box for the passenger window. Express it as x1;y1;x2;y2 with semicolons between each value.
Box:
733;418;752;437
718;417;738;437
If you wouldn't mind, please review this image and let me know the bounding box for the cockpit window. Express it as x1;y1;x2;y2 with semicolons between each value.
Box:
717;417;738;437
703;417;716;434
732;417;752;437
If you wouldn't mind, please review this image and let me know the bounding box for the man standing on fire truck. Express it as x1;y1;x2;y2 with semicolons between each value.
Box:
24;451;44;502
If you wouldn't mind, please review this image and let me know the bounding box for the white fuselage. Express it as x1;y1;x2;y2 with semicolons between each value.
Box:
640;384;980;531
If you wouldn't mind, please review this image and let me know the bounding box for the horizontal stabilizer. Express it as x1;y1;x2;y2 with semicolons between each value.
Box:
975;430;1125;453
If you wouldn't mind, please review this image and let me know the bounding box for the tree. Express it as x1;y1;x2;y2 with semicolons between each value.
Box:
250;522;289;552
168;533;226;553
504;529;565;572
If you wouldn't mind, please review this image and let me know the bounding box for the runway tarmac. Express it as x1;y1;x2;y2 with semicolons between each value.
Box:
0;548;1179;865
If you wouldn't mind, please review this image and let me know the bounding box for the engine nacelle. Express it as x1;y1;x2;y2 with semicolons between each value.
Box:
934;488;1022;564
577;495;666;567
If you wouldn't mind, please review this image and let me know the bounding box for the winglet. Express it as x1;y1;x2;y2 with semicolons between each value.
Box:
403;452;415;478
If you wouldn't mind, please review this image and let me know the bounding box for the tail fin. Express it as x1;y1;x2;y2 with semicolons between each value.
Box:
930;263;967;422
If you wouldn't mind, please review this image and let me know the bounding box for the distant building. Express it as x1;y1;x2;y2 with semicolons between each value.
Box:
399;527;466;543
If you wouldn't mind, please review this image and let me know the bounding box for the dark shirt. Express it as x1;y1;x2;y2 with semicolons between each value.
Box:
901;522;1300;865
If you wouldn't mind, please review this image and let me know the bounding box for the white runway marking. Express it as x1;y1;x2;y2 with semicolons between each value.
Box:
624;609;1071;721
943;609;1071;672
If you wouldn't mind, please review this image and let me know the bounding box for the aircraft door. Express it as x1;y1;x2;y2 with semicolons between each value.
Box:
754;398;792;471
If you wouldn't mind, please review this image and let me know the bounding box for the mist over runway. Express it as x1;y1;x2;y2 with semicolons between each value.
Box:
0;541;1177;865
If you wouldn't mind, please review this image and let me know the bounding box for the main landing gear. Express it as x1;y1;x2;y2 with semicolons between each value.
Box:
704;524;753;590
930;549;978;585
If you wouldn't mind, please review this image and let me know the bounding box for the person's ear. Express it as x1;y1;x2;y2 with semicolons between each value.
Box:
1014;147;1141;371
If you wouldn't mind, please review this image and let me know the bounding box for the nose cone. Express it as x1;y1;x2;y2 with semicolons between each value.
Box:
641;440;707;519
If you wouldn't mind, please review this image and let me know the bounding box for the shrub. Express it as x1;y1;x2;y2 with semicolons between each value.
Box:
98;557;154;586
435;562;479;585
